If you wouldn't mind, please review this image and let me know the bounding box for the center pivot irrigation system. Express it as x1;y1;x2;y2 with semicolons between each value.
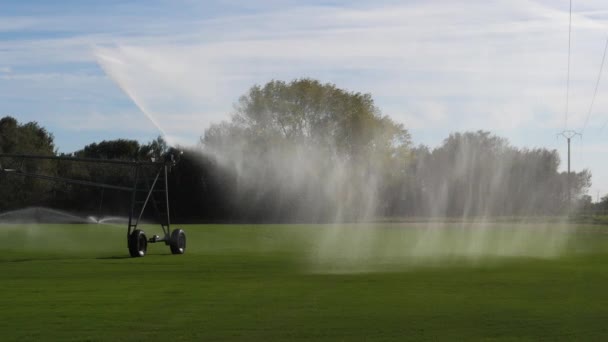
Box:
0;152;185;258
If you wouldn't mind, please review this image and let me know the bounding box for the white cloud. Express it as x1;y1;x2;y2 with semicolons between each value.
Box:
85;0;608;140
5;0;608;195
4;0;608;138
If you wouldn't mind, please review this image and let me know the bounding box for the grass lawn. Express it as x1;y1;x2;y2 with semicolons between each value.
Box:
0;223;607;341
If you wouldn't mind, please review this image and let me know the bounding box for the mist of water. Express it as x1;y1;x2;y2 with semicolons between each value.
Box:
307;221;573;273
0;207;131;255
203;131;577;272
93;46;580;273
0;207;128;227
0;207;95;224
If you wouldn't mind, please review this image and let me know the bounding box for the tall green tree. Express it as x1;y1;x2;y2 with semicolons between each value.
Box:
202;79;412;221
410;131;591;216
0;116;57;210
57;137;169;214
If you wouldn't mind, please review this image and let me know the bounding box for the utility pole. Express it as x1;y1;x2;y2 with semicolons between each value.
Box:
557;130;581;212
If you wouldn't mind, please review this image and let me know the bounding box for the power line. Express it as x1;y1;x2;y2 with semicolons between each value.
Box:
601;115;608;132
581;36;608;135
564;0;573;130
557;1;579;214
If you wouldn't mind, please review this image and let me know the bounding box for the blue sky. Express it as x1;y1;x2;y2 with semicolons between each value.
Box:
2;0;608;199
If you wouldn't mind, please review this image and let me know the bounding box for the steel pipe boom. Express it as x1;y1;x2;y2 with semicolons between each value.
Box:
0;153;162;166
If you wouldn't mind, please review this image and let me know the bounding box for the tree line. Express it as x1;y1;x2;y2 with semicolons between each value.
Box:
0;79;593;222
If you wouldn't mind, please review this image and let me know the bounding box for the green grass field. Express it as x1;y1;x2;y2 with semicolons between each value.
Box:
1;222;608;341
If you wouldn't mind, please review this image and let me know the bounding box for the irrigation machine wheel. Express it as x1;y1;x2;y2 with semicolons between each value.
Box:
128;229;148;257
170;229;186;255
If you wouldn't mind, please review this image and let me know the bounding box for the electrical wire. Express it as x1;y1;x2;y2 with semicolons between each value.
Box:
564;0;573;130
581;36;608;135
601;113;608;132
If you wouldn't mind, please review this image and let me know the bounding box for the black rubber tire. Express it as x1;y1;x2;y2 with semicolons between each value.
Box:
128;229;148;257
170;229;186;255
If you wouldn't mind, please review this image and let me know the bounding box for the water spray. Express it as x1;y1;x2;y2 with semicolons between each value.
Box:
94;47;174;146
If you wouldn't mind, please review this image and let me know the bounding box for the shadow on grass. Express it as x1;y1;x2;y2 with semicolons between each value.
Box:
0;256;82;263
1;255;132;262
0;253;175;263
96;255;133;260
1;258;44;263
97;253;174;260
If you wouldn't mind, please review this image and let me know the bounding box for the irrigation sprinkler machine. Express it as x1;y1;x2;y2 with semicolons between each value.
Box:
0;151;186;258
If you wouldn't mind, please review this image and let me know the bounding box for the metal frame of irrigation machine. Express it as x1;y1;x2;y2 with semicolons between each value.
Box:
0;152;186;258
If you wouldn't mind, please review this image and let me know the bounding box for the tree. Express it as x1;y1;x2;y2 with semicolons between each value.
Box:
598;195;608;212
0;116;55;155
0;116;57;210
202;79;413;221
411;131;591;217
55;137;170;214
576;194;593;213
